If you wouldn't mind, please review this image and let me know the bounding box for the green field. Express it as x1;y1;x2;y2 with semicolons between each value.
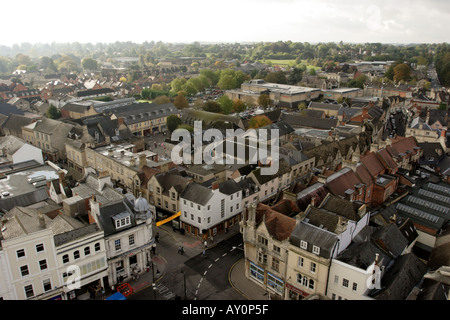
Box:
261;59;321;70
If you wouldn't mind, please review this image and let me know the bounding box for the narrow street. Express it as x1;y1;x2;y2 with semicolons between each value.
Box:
128;231;245;300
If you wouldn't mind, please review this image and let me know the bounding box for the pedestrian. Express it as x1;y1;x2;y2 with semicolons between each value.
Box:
181;246;184;255
204;240;207;248
178;246;182;254
202;250;206;258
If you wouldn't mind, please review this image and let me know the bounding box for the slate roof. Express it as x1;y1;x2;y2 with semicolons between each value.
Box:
337;240;392;270
369;253;427;300
112;102;179;125
53;223;101;246
154;171;191;196
180;182;214;206
290;221;338;259
98;200;137;237
281;113;339;130
74;88;114;98
0;102;25;116
320;194;366;221
218;179;242;195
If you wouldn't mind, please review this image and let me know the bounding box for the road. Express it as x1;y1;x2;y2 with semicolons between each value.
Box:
128;232;245;300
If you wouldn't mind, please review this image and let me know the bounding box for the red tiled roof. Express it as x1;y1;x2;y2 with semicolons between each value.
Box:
255;203;296;241
377;148;398;171
361;151;385;178
326;167;363;197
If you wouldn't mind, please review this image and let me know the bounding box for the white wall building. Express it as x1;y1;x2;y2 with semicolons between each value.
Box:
89;194;153;287
0;135;44;165
179;179;243;239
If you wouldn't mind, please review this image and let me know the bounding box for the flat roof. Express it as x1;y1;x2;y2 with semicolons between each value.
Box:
245;81;320;95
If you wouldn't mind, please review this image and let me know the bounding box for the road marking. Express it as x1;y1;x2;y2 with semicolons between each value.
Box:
208;264;213;269
215;258;220;262
222;253;227;257
204;270;208;275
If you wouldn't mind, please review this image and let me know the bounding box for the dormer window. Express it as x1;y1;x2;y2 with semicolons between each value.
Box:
113;213;131;229
300;240;308;250
312;245;320;255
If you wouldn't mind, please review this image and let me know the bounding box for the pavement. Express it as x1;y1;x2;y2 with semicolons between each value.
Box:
100;221;268;300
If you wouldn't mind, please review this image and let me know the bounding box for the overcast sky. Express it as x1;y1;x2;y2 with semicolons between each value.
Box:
2;0;449;46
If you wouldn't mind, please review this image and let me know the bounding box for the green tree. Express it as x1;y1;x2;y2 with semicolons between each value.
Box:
46;105;61;119
232;99;247;113
393;63;411;82
264;71;287;84
170;78;186;93
153;95;171;105
167;115;182;133
173;94;189;110
217;95;233;114
81;57;98;71
248;115;272;129
203;101;222;113
257;94;271;107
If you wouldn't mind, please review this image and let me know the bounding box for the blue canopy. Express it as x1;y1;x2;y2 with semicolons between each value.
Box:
105;292;127;300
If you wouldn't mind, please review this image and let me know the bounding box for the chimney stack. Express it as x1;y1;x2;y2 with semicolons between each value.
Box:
38;211;46;229
139;153;147;169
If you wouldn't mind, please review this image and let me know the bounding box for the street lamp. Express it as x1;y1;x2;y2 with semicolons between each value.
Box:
181;270;187;300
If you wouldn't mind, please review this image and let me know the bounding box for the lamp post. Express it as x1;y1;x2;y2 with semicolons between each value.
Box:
181;269;187;300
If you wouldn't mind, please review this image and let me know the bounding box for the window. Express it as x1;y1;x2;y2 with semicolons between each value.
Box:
352;282;358;292
129;234;135;246
267;273;284;294
198;217;201;223
43;279;52;292
273;245;280;254
207;205;211;211
334;275;339;284
272;258;280;272
24;285;34;299
309;279;315;290
183;200;186;205
95;243;101;252
16;249;26;258
84;247;91;256
36;244;44;253
312;245;320;255
231;195;233;200
300;240;307;250
115;239;121;251
20;265;29;277
62;254;69;264
258;235;268;246
197;205;201;210
172;204;176;212
298;257;304;268
343;278;349;288
258;252;267;264
221;199;225;218
332;293;336;300
73;251;80;260
39;259;48;271
114;215;131;229
207;217;211;223
190;214;194;221
250;262;264;283
236;203;239;210
230;206;233;212
310;262;316;273
171;192;176;200
184;211;187;217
